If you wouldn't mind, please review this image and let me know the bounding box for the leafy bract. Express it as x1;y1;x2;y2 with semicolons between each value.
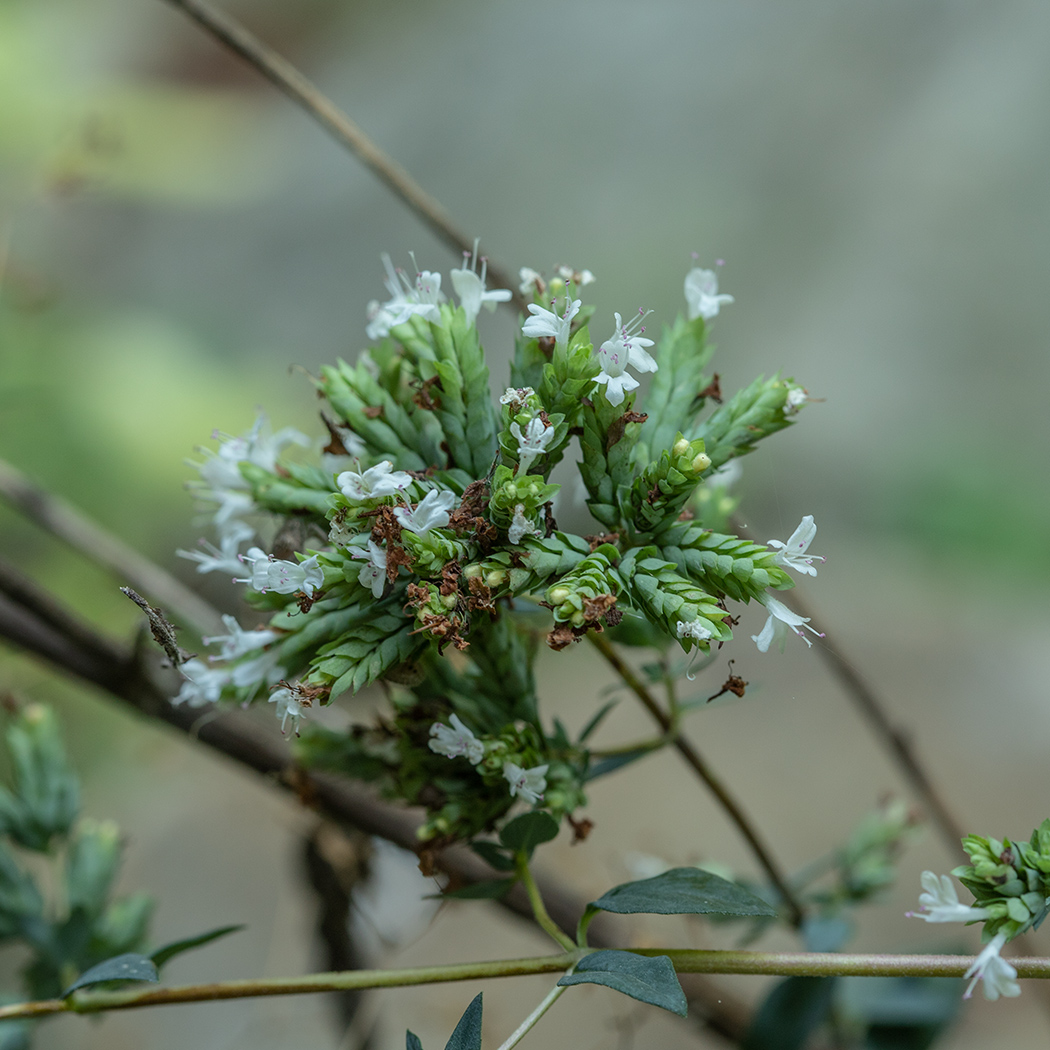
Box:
558;950;687;1016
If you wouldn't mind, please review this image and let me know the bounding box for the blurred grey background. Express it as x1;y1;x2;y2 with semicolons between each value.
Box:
2;0;1049;1046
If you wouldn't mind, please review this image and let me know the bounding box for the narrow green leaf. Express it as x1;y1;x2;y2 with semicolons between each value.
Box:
431;878;516;901
444;992;483;1050
590;867;776;918
744;976;836;1050
558;950;687;1016
151;924;245;969
406;1031;424;1050
584;748;652;782
578;700;619;743
499;812;559;855
62;953;159;997
469;841;517;872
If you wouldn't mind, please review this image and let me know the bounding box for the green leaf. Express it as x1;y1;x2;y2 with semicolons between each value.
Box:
406;1033;424;1050
444;992;483;1050
744;976;836;1050
578;700;618;743
62;953;159;997
432;878;516;901
499;812;559;856
589;867;777;918
151;923;245;969
584;748;652;782
558;950;687;1016
469;841;517;872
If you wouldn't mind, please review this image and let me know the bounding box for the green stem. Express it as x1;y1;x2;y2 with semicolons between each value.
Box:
517;856;577;952
2;949;1049;1023
495;979;571;1050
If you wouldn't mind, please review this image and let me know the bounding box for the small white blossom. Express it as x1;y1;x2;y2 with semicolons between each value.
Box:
556;265;596;286
230;649;283;692
500;386;535;407
964;932;1020;1001
353;539;387;598
177;520;254;575
503;761;548;805
676;619;713;643
174;658;230;707
767;516;826;577
518;267;545;296
428;714;485;765
366;254;446;339
192;413;309;492
510;417;554;475
204;614;281;661
508;504;540;545
450;241;511;325
752;595;824;652
235;548;324;596
394;489;456;534
337;461;413;501
594;310;657;407
269;682;313;735
684;267;734;321
521;297;581;350
784;386;810;414
907;872;993;925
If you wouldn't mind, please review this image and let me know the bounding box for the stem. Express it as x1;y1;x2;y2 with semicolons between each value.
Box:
161;0;526;313
588;633;805;928
496;980;570;1050
517;856;577;952
3;948;1048;1024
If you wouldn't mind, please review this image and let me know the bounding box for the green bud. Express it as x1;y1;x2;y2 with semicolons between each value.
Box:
672;437;690;457
692;452;711;473
548;586;571;604
441;592;458;610
485;569;507;588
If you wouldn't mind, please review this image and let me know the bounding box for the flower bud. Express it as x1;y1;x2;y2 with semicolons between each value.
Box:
441;592;458;610
673;437;690;457
485;569;507;588
548;585;571;604
692;452;712;473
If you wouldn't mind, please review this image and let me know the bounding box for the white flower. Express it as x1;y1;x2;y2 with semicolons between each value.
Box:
594;310;657;407
235;548;324;596
684;267;734;321
503;761;548;805
676;619;713;643
500;386;535;407
784;386;810;415
752;595;824;652
269;682;312;735
365;253;446;339
230;649;283;691
519;267;544;295
508;504;540;545
907;872;993;925
510;417;554;475
394;489;456;534
556;265;596;286
337;460;413;501
174;658;230;707
428;714;485;765
203;614;281;661
964;932;1020;1001
177;520;254;575
521;297;581;350
202;489;255;529
450;241;511;325
767;516;826;577
353;539;387;598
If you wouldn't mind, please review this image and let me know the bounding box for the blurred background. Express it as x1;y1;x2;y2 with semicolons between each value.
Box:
2;0;1049;1046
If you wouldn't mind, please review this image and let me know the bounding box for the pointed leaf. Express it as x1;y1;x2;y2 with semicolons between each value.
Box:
444;992;483;1050
590;867;777;918
151;924;245;969
499;812;559;855
469;841;516;872
578;700;619;743
558;950;687;1016
62;953;158;997
584;748;652;782
406;1032;424;1050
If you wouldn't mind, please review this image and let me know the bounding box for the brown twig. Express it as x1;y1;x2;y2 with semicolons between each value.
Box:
587;633;805;927
0;457;224;637
160;0;527;314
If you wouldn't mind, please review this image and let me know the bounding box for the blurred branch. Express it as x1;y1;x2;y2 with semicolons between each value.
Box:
0;458;224;637
0;557;749;1044
161;0;527;313
588;633;805;928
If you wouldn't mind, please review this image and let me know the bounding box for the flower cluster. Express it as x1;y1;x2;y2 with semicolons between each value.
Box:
173;248;819;843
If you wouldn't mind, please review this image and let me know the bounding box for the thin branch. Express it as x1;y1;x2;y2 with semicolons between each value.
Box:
588;633;805;928
2;947;1047;1023
0;458;224;637
160;0;527;313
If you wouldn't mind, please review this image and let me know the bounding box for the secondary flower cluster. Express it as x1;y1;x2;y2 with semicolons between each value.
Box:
909;820;1050;1001
172;248;819;841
